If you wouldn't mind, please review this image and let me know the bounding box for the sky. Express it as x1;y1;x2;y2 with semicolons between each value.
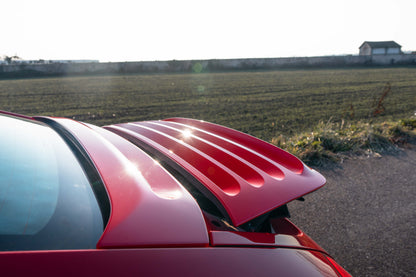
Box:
2;0;416;62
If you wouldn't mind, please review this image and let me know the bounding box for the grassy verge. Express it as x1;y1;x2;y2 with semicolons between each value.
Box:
271;117;416;166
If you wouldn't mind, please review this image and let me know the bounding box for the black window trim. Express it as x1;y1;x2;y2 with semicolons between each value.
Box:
35;117;111;228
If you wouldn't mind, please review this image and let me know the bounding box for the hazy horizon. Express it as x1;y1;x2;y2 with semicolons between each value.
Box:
2;0;415;62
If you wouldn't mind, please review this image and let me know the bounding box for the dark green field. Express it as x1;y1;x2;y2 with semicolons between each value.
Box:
1;68;415;141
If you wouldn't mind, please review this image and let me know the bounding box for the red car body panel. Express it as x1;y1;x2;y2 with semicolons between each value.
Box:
209;217;325;252
42;117;210;248
0;110;34;120
42;117;326;251
1;248;341;277
0;111;351;276
105;118;326;226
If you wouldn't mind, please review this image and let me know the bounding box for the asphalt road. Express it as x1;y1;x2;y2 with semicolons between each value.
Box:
289;146;416;277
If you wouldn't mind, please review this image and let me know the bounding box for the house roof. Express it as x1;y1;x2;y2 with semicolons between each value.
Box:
359;41;402;49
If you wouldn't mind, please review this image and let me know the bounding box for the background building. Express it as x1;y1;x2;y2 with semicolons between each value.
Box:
359;41;402;55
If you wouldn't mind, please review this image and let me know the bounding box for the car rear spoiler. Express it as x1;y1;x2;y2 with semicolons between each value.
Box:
105;118;326;227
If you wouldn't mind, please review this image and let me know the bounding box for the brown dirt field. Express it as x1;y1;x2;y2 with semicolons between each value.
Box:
289;145;416;277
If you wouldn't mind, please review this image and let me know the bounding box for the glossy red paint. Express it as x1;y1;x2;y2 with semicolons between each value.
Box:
105;118;326;226
208;218;325;253
0;110;34;120
0;112;353;276
0;248;342;277
42;117;209;248
165;117;304;173
326;256;353;277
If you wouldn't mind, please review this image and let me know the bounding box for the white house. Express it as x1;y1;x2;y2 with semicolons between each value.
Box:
359;41;402;56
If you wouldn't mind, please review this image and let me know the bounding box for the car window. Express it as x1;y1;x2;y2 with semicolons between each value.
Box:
0;115;103;251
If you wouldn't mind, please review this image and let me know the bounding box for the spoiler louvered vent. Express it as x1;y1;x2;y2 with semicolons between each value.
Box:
104;118;325;227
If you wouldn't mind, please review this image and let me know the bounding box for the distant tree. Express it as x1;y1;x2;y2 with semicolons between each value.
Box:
3;56;12;64
3;55;21;64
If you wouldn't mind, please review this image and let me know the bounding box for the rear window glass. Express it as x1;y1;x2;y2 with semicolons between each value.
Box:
0;115;103;251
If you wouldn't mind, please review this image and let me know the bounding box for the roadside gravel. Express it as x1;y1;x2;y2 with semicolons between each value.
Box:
289;146;416;277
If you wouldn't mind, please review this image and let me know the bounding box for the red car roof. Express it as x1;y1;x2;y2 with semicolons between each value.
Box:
42;117;210;249
105;118;326;227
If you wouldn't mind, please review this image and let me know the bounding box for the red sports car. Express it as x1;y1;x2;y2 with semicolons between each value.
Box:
0;111;351;276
